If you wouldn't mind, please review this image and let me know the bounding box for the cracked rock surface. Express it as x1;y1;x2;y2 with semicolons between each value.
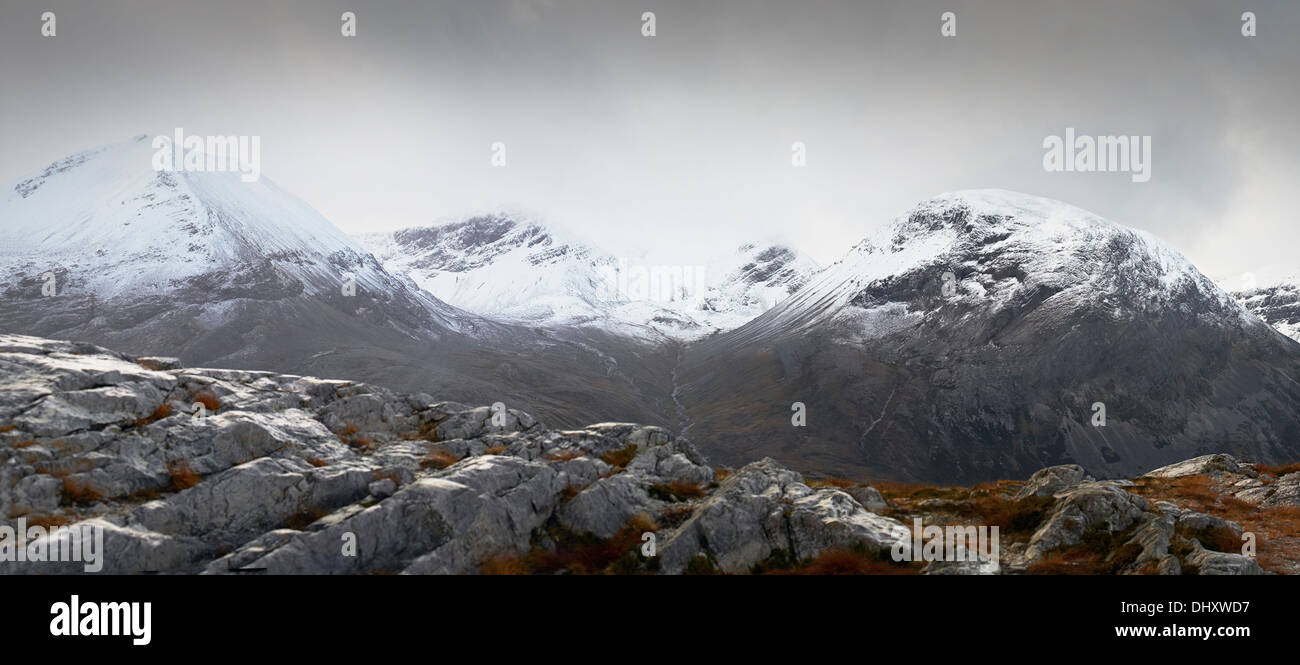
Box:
1;335;1284;575
0;334;909;574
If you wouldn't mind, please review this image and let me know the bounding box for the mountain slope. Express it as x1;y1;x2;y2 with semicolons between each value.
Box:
356;215;619;326
0;138;681;431
676;190;1300;482
356;216;820;340
1;135;441;309
1234;278;1300;343
686;241;821;336
0;135;470;358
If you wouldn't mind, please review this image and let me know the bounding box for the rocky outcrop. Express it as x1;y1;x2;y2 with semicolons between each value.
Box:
1245;472;1300;507
2;334;1289;575
1010;460;1269;575
0;334;907;574
1015;464;1093;499
1143;453;1299;508
1144;454;1250;479
656;459;908;574
1183;543;1265;575
1224;469;1300;508
1024;483;1152;561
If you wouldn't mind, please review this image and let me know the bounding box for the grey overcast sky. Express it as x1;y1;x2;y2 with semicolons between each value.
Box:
1;0;1297;282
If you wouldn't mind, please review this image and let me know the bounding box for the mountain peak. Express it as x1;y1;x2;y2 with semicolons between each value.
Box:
0;138;476;371
678;192;1300;483
376;213;581;275
1233;276;1300;343
727;190;1260;346
357;218;822;339
1;136;367;299
874;189;1122;249
883;189;1243;314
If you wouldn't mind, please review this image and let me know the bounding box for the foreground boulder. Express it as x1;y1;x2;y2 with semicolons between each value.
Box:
1024;483;1151;561
657;459;909;574
1014;464;1092;499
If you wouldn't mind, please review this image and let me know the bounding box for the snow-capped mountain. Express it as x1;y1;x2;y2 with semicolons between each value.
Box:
1234;278;1300;343
688;242;821;334
0;136;502;363
9;140;1298;485
721;189;1258;346
355;214;625;326
2;135;407;304
677;190;1300;482
0;134;471;344
356;216;820;340
0;137;684;432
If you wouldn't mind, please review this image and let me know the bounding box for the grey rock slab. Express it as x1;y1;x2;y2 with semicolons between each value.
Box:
658;458;907;574
1143;454;1246;479
1015;464;1092;499
1026;483;1152;560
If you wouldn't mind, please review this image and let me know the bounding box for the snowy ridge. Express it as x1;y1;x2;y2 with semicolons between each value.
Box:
356;217;821;340
734;189;1262;343
685;242;821;334
356;214;622;326
1234;277;1300;343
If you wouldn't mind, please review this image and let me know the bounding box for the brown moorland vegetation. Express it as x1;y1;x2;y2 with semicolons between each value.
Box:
420;447;461;470
167;460;201;491
480;513;659;575
1129;473;1300;573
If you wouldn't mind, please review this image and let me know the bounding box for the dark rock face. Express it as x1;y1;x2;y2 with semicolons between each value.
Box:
675;192;1300;483
1234;281;1300;344
391;215;557;273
